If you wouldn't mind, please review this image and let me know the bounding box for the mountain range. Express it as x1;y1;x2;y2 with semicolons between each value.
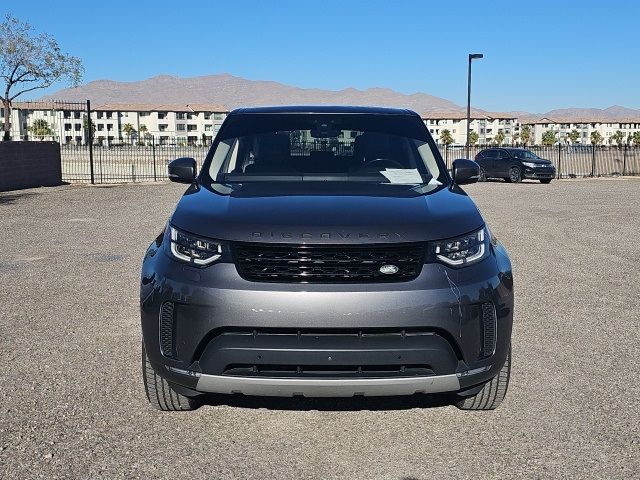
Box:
43;73;640;121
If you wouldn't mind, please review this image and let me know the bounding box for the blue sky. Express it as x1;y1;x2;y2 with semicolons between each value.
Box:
4;0;639;112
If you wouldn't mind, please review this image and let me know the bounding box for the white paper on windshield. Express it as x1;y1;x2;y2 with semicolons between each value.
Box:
380;168;424;184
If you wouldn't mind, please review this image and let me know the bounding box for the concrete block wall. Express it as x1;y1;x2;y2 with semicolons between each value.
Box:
0;142;62;192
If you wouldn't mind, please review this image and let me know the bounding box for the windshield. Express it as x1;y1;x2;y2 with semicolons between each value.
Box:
205;113;445;185
511;149;539;160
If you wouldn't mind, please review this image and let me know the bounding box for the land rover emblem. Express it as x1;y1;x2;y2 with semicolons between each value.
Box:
379;265;399;275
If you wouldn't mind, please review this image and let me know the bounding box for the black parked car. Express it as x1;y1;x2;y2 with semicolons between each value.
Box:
141;106;514;412
475;148;556;183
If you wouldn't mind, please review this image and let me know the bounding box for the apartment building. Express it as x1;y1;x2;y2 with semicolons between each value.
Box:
3;102;640;147
93;103;228;145
422;112;518;146
3;102;227;145
523;117;640;145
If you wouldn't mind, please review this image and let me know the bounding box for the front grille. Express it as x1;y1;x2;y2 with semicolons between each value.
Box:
231;242;425;283
159;301;176;358
480;302;497;357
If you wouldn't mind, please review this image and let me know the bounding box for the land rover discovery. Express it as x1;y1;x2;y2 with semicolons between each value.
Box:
140;106;514;411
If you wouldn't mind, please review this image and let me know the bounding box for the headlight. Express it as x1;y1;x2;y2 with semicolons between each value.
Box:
430;227;489;267
522;161;537;168
168;226;222;265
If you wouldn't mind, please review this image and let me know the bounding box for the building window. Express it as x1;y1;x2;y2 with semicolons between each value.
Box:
204;124;212;131
107;124;113;131
187;113;196;120
204;113;211;120
74;124;81;131
63;111;71;119
64;123;72;131
74;111;81;119
187;124;197;131
214;113;224;120
106;112;113;119
97;111;104;119
176;124;186;131
159;124;168;132
158;112;167;119
97;124;104;131
176;113;186;120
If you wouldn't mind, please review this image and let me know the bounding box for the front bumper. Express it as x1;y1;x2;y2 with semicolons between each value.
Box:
523;167;556;179
140;240;514;397
169;367;469;397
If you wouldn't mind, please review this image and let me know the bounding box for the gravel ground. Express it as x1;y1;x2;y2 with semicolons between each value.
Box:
1;178;639;479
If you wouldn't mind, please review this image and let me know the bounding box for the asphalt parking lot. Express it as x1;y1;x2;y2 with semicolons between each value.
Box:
1;178;639;479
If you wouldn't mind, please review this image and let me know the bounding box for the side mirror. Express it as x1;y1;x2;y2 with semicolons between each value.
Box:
452;159;480;185
168;157;197;184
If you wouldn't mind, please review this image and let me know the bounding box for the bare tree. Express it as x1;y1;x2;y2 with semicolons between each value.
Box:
0;14;83;141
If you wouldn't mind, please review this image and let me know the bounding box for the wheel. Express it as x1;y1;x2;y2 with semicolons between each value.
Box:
142;342;200;411
540;179;552;184
455;344;511;410
478;168;487;182
507;167;522;183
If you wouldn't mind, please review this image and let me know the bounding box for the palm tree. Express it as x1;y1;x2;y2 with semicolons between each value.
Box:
83;115;96;144
28;119;53;140
468;130;479;145
512;132;520;145
590;131;603;145
541;130;556;146
439;129;454;147
122;123;135;144
520;125;532;146
633;131;640;146
139;124;148;145
568;129;580;144
494;129;505;146
611;130;625;147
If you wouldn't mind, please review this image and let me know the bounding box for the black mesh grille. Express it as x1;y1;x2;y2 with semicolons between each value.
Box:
159;302;176;358
222;364;435;378
481;302;496;357
231;242;425;283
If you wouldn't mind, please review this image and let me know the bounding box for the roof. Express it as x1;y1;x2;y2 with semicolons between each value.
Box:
420;111;518;120
95;103;228;112
521;116;640;125
230;105;419;115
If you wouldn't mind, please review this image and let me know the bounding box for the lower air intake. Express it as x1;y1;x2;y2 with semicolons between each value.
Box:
481;302;497;357
159;302;176;358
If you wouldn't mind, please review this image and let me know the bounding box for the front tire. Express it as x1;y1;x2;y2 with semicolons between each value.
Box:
142;342;200;411
455;344;511;410
540;179;552;184
507;167;522;183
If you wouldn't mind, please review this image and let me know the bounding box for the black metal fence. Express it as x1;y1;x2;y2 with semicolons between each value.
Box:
441;144;640;178
61;143;207;183
6;99;640;183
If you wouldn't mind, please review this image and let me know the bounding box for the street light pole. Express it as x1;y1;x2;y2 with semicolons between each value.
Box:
466;53;483;159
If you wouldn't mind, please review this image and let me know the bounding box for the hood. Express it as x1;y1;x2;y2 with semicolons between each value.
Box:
170;181;484;244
